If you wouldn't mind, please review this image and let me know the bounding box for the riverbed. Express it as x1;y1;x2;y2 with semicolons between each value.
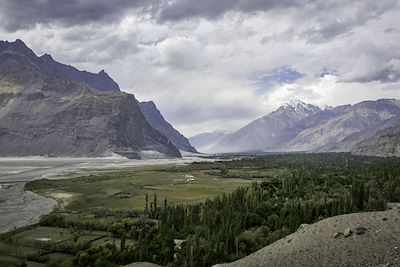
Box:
0;156;209;234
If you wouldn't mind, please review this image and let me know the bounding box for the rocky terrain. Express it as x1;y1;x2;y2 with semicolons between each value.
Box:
354;117;400;157
139;101;197;153
0;39;181;158
0;183;57;234
215;208;400;267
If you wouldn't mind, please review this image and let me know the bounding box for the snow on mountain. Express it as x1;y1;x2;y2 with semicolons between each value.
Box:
206;99;400;155
211;101;322;153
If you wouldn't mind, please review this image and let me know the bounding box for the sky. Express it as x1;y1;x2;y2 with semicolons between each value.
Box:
0;0;400;137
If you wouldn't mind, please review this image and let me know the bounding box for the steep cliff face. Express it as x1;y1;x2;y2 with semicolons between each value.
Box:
0;39;181;158
139;101;197;153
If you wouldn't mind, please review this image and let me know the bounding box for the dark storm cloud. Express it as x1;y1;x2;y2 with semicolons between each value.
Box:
0;0;308;31
157;0;306;22
0;0;154;31
302;1;399;43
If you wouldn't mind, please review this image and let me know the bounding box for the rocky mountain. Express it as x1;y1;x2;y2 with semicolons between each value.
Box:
208;99;400;155
138;101;197;153
211;100;321;153
189;130;228;153
284;99;400;152
0;39;181;158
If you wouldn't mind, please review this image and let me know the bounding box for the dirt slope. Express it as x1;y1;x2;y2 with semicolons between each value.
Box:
215;209;400;267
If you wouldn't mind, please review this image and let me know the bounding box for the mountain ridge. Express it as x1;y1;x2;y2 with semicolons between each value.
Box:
0;39;120;92
139;101;197;153
207;99;400;156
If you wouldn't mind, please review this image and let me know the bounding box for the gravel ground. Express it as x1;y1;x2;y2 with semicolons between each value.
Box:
0;183;57;234
215;209;400;267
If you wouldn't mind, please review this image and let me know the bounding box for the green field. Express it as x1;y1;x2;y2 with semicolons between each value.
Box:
26;165;255;211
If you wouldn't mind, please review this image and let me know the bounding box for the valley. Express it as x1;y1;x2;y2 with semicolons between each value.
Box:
1;154;400;267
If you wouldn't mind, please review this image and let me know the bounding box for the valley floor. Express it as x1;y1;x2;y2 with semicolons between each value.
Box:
0;156;210;235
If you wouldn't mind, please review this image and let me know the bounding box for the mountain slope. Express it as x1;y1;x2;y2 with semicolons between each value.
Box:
353;116;400;157
189;131;227;153
212;100;321;153
139;101;197;153
0;39;181;158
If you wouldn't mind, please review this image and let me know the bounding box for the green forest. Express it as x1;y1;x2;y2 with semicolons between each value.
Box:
18;154;400;266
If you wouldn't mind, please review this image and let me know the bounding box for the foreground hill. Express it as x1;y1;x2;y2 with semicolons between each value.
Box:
215;208;400;267
0;39;181;158
139;101;197;153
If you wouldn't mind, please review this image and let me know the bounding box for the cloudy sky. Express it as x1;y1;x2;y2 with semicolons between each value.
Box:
1;0;400;136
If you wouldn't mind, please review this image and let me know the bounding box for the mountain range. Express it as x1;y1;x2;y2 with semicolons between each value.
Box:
0;39;195;158
1;39;398;158
206;99;400;156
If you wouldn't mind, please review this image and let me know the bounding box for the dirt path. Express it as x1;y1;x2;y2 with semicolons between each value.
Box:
215;209;400;267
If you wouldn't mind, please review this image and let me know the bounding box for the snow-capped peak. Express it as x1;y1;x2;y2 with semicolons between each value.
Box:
321;104;333;110
281;99;321;114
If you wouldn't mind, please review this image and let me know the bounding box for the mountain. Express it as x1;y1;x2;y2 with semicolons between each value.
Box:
0;39;181;158
189;131;227;153
138;101;197;153
284;99;400;152
353;116;400;157
208;99;400;154
211;100;321;153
